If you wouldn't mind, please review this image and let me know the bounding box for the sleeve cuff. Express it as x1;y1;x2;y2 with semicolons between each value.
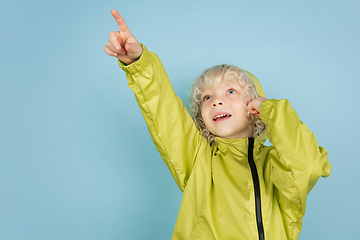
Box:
259;98;277;125
118;44;152;74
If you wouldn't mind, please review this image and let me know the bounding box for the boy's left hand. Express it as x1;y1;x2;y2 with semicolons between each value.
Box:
247;96;267;117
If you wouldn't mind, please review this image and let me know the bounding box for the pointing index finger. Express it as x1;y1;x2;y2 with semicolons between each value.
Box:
111;9;130;33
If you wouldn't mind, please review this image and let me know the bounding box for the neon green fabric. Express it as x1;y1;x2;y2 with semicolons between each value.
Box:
119;45;331;240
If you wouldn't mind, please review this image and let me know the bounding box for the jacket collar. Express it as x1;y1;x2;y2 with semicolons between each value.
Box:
213;130;267;157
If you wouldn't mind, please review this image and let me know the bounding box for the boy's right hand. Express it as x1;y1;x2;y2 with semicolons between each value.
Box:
104;9;143;65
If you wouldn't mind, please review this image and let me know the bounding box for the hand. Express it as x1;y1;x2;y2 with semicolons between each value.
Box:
247;96;267;117
103;9;143;64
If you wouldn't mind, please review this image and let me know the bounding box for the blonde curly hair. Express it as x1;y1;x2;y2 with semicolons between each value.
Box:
189;64;266;145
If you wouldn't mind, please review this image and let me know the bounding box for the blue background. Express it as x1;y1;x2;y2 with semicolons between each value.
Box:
1;0;359;239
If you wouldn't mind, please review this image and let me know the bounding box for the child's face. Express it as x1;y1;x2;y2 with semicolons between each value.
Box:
200;79;252;139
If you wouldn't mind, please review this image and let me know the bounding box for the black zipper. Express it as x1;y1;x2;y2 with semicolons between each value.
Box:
248;137;265;240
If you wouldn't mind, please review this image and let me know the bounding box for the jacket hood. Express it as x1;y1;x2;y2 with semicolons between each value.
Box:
246;71;266;98
247;71;268;145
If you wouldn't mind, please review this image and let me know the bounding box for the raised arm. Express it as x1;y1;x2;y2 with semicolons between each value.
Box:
103;9;143;65
104;10;208;191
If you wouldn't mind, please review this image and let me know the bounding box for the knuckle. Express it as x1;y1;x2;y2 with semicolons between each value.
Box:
109;31;119;39
106;41;111;47
108;31;115;39
104;46;111;54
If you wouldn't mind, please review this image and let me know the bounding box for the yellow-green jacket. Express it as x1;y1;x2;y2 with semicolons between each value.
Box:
119;45;331;240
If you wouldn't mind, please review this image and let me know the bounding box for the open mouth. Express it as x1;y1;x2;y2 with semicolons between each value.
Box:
213;113;232;121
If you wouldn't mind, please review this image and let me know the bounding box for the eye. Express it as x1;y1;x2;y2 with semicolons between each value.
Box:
203;95;212;101
227;89;236;95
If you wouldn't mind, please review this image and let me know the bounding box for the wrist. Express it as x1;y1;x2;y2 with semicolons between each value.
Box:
118;44;151;74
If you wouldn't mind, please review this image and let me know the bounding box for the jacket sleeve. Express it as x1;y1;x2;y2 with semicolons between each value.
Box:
118;45;205;191
259;98;331;236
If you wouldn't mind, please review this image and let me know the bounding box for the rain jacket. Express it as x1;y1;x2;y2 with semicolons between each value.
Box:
118;45;331;240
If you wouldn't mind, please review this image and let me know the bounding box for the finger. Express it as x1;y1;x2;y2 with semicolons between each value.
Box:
124;42;143;59
125;40;143;53
111;9;131;33
247;102;255;111
249;109;260;117
108;31;120;50
106;41;117;52
107;41;125;54
124;42;136;52
124;42;141;52
103;45;117;57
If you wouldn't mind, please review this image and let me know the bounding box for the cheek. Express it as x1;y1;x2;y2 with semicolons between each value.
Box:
200;107;206;121
200;105;211;124
234;94;249;109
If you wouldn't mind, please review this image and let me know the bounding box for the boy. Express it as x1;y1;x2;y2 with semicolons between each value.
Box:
104;9;331;240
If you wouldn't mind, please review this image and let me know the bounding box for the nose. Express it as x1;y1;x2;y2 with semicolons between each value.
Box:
212;101;223;107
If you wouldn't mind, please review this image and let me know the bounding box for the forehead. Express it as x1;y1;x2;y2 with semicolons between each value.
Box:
201;78;241;94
